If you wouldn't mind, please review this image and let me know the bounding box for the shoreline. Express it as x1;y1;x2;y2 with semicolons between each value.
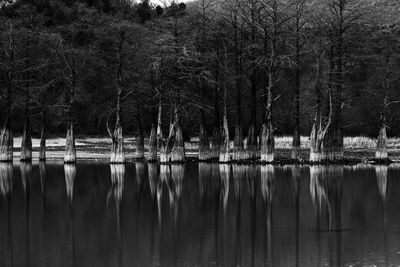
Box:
4;136;400;165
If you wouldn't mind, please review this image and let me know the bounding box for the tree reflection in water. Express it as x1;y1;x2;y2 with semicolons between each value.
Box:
261;165;275;267
376;165;389;266
0;163;12;197
0;163;13;266
109;164;125;267
246;165;258;267
310;165;343;267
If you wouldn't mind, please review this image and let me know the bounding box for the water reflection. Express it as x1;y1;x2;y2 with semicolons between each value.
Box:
39;162;46;195
0;163;12;197
148;163;158;199
109;164;125;267
65;164;76;204
20;162;32;194
219;164;230;215
0;163;400;266
261;165;274;267
376;165;388;203
310;166;343;267
291;166;301;267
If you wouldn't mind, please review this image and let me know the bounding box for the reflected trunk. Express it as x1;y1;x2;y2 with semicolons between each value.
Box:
309;165;343;266
0;163;13;197
109;164;125;267
261;165;275;266
64;164;76;204
148;163;159;199
246;165;257;267
219;164;230;215
198;163;212;200
376;165;388;204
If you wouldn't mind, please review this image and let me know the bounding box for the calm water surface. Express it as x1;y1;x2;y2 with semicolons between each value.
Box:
0;162;399;267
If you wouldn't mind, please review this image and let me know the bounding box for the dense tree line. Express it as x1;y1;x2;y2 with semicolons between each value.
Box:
0;0;399;163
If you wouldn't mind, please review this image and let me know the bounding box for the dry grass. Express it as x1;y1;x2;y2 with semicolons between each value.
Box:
273;136;400;150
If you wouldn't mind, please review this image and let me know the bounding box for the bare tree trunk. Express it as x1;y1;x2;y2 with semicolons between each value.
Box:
20;120;32;162
110;119;124;163
157;98;163;150
321;4;345;161
110;88;125;164
64;122;76;163
65;56;76;164
248;1;258;161
0;118;13;162
171;106;185;162
220;48;230;163
247;125;257;159
160;114;175;163
1;26;14;163
0;77;13;162
199;111;211;161
292;0;304;160
20;97;32;162
376;56;390;160
148;124;158;162
232;18;245;161
376;127;388;159
260;72;274;162
21;60;32;162
220;103;230;163
134;111;145;159
292;47;301;160
39;109;46;161
310;77;326;162
260;119;274;162
211;51;221;160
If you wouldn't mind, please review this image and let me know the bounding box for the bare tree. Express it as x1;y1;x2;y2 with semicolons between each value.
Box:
0;22;15;162
291;0;306;160
258;0;290;162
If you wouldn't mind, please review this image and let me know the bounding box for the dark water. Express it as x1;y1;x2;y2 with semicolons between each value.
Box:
0;162;399;267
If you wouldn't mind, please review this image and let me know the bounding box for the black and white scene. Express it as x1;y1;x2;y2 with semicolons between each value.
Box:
0;0;400;266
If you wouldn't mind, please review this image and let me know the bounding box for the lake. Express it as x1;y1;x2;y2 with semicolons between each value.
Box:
0;162;399;266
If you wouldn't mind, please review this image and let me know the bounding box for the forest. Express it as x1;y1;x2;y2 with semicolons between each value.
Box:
0;0;399;163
